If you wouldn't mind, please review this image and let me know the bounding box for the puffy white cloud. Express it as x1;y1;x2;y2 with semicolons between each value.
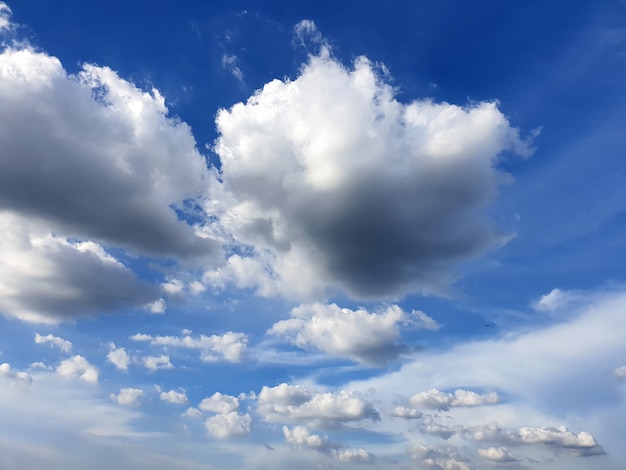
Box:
269;303;438;365
464;422;605;457
106;344;131;371
146;298;166;314
34;333;72;353
56;355;98;384
283;425;374;463
515;426;605;457
0;362;32;385
335;448;374;463
110;388;145;407
385;406;423;419
407;443;470;469
614;366;626;379
142;355;173;371
409;388;500;411
208;49;533;300
182;407;202;419
257;383;379;428
283;425;331;450
130;331;247;363
0;46;217;259
477;446;517;462
0;213;158;323
533;288;584;313
159;389;188;405
198;392;239;414
205;411;252;439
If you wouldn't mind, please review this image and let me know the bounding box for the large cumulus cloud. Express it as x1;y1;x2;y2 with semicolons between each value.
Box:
0;46;216;259
209;47;534;300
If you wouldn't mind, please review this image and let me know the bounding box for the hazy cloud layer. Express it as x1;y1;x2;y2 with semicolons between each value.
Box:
210;45;533;300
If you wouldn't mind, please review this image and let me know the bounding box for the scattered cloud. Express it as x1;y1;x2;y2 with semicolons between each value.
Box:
0;2;11;31
477;446;517;462
221;54;244;82
56;355;98;384
159;389;189;405
209;49;533;301
615;366;626;379
107;343;131;371
205;412;252;439
199;392;239;414
409;388;500;411
0;362;32;385
269;303;437;365
110;388;145;407
142;355;173;371
257;383;379;428
130;331;248;363
34;333;72;353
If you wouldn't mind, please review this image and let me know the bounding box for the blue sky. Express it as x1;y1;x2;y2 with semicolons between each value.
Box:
1;1;625;469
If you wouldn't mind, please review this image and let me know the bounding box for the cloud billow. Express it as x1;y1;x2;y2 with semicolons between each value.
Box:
211;49;533;300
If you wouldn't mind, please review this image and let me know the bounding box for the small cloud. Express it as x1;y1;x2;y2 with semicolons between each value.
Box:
478;446;517;462
34;333;73;353
56;355;98;384
221;54;244;82
0;2;12;31
533;288;579;312
205;411;252;439
110;388;145;407
142;355;173;371
159;389;188;405
107;343;131;371
0;362;32;385
615;365;626;379
182;407;202;418
409;388;500;411
146;298;166;314
199;392;239;414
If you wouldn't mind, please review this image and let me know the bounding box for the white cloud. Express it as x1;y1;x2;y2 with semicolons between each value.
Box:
0;2;11;31
146;298;166;314
221;54;244;82
283;425;332;450
182;407;202;419
159;389;188;405
0;362;32;385
106;344;131;371
269;303;437;365
34;333;72;352
257;383;379;428
385;406;423;419
477;446;517;462
409;388;500;411
0;46;217;259
110;388;145;407
56;355;98;384
205;411;251;439
615;366;626;379
208;49;533;301
130;331;247;363
198;392;239;414
0;213;159;323
142;355;173;371
335;448;374;463
533;288;583;312
0;43;221;323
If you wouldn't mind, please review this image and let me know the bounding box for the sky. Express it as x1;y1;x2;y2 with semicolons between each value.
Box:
0;1;625;469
